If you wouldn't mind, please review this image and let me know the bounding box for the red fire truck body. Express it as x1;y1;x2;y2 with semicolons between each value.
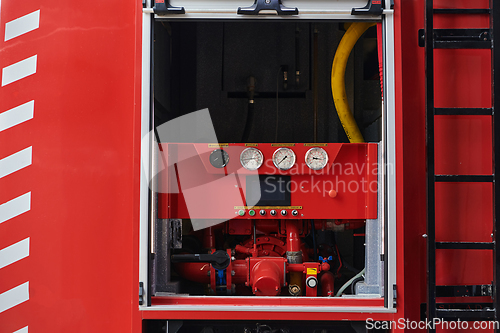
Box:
0;0;496;332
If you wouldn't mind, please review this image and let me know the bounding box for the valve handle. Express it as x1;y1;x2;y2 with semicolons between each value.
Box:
318;255;333;263
171;250;231;270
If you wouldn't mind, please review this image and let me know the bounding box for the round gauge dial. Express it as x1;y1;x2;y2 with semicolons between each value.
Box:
240;148;264;171
209;149;229;168
272;147;296;170
305;147;329;170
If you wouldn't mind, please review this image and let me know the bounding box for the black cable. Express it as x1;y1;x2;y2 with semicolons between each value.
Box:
275;67;283;142
241;102;255;142
242;76;256;142
350;276;364;294
295;25;300;86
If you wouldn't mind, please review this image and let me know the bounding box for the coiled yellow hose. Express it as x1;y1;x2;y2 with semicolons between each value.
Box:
331;22;376;143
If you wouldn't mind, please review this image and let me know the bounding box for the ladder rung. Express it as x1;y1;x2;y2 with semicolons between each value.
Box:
435;175;494;182
434;40;492;49
436;285;493;297
434;107;492;115
432;29;491;49
437;302;493;310
418;29;492;48
436;242;494;250
436;308;496;321
434;8;490;15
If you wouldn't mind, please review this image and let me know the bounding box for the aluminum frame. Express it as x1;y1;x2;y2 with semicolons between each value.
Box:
145;0;386;20
138;1;398;314
139;0;153;306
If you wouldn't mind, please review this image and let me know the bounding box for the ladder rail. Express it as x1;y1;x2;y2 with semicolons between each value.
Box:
491;0;500;323
425;0;498;329
424;0;437;328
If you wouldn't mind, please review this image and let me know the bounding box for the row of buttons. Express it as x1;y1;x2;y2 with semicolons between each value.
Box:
238;209;299;217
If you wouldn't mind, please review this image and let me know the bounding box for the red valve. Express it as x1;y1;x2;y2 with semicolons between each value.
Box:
250;260;283;296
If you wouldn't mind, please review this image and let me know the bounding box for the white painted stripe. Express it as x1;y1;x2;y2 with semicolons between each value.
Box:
0;238;29;270
13;327;28;333
4;10;40;41
0;282;29;314
0;193;31;225
0;101;34;133
0;147;32;179
1;55;37;87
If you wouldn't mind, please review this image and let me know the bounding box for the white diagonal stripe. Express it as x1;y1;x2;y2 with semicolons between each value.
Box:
13;327;28;333
0;147;32;179
0;282;29;313
0;193;31;224
0;101;34;133
4;10;40;41
0;238;29;270
1;55;37;87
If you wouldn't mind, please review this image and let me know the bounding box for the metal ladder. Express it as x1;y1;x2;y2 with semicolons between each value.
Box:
424;0;499;328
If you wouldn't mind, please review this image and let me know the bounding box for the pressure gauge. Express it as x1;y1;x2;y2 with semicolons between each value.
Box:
240;148;264;171
305;147;328;170
272;147;296;170
209;149;229;168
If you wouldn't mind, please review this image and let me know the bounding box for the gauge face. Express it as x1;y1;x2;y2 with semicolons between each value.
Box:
240;148;264;171
305;147;329;170
272;148;296;170
209;149;229;168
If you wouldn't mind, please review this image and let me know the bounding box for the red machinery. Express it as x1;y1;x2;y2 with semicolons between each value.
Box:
173;221;331;297
156;143;376;297
159;143;377;220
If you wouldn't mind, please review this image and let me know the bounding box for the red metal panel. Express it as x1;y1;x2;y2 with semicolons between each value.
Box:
159;143;378;220
435;116;492;175
436;249;493;286
387;0;495;329
151;295;384;307
0;1;142;332
434;0;489;30
148;296;389;321
435;182;493;242
142;309;394;322
394;0;427;326
434;49;491;109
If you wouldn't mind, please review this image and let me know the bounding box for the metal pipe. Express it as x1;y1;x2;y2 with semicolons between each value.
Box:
320;271;335;297
286;220;301;253
286;220;303;296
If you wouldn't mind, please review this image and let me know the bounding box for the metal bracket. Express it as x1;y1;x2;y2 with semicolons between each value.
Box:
153;0;185;15
436;284;494;298
351;0;383;16
393;284;397;307
418;28;492;48
237;0;298;16
139;282;144;305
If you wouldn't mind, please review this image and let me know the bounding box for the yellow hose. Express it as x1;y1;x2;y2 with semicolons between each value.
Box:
331;22;376;143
